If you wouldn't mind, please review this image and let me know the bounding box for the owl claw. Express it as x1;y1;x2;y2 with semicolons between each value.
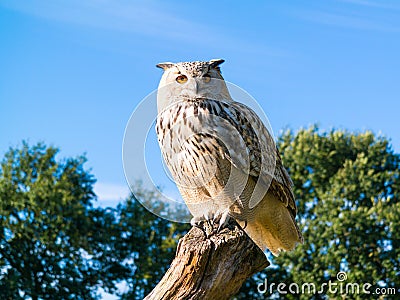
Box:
190;216;204;227
217;211;230;232
205;211;215;227
242;220;248;229
191;211;233;237
190;215;214;238
228;211;247;230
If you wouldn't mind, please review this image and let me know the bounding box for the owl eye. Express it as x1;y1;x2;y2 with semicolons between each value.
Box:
203;74;211;83
176;75;188;84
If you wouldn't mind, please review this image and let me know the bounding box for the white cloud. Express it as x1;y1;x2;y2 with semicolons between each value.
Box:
93;182;130;206
337;0;400;9
294;9;400;32
0;0;219;45
0;0;285;56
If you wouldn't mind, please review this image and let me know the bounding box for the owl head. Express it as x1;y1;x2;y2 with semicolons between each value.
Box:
156;59;231;112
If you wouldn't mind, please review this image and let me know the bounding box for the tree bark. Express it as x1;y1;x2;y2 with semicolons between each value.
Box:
144;219;269;300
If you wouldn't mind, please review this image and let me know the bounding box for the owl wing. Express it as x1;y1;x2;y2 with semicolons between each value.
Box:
271;149;297;217
156;98;297;219
214;100;297;218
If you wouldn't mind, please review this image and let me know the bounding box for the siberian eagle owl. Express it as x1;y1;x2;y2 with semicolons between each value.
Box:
155;59;303;255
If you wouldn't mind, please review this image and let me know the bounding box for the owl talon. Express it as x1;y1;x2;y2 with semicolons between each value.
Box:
217;211;230;232
242;220;248;229
228;211;247;229
191;215;214;238
205;212;215;227
190;216;204;227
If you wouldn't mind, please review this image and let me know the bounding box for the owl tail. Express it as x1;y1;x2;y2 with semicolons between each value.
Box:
242;196;303;256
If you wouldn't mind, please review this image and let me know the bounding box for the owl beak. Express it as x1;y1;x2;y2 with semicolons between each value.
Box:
188;78;199;92
183;78;199;97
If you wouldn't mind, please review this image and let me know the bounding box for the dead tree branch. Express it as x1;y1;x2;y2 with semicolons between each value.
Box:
145;219;269;300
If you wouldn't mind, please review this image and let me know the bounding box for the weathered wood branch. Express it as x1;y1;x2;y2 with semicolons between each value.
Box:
145;219;269;300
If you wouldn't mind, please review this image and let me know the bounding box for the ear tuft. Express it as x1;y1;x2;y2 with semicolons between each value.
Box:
156;62;175;70
209;59;225;69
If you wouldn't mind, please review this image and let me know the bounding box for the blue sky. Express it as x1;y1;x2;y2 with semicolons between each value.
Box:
1;0;400;207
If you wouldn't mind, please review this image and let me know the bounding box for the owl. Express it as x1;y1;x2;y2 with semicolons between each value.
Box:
155;59;303;255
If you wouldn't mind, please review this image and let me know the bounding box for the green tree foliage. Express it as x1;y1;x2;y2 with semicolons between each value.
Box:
0;142;130;299
236;127;400;299
115;187;190;299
